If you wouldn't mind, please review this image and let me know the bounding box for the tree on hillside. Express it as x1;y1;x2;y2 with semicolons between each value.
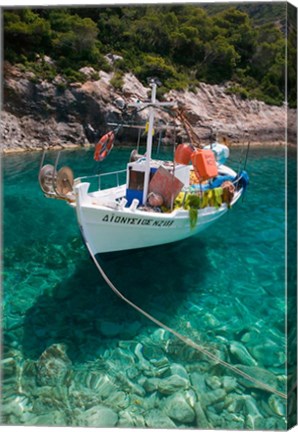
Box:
128;10;178;57
212;8;256;68
4;9;51;60
197;35;240;83
3;5;291;106
50;12;99;58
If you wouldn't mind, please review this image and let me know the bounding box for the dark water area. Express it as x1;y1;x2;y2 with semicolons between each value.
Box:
1;145;295;428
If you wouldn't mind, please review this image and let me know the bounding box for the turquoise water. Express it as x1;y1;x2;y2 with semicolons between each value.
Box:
1;146;295;428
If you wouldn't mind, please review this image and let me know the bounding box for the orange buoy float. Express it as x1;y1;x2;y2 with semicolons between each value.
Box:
94;131;115;162
191;149;218;181
174;144;194;165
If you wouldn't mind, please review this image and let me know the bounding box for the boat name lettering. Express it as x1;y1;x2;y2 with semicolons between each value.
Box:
102;215;174;227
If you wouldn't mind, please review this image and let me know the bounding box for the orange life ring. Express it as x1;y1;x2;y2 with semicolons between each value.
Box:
94;131;115;161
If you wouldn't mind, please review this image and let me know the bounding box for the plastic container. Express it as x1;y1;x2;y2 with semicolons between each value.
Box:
204;142;230;165
174;144;194;165
191;149;218;181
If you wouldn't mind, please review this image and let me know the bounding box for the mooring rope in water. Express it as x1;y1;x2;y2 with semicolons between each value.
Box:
83;235;287;400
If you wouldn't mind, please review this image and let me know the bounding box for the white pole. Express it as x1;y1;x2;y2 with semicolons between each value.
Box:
142;83;156;204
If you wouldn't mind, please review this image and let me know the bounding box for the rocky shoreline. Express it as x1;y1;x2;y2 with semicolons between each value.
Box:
2;62;296;154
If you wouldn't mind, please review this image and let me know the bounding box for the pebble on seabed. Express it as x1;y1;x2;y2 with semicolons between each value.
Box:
2;325;287;429
2;286;287;428
145;409;176;428
268;394;286;417
36;343;72;386
163;392;196;424
76;405;118;427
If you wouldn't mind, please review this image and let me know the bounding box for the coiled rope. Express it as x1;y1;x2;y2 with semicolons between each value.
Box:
82;232;287;400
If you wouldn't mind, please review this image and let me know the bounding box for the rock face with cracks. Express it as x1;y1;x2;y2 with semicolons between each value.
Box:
2;61;296;153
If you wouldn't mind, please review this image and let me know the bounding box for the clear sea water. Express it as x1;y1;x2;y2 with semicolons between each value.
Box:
1;146;296;428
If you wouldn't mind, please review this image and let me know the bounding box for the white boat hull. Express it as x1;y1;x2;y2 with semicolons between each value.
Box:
38;81;249;257
74;182;242;254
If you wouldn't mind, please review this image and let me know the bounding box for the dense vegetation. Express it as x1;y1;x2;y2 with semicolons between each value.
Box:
3;4;297;107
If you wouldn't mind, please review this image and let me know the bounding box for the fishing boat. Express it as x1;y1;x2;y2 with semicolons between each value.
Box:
38;79;249;255
37;82;291;405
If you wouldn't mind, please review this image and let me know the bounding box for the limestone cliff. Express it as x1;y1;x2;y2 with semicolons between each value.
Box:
1;62;296;153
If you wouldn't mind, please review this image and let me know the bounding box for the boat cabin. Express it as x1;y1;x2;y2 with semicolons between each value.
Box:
126;158;191;207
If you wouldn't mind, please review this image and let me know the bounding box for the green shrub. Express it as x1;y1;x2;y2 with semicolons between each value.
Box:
3;6;288;107
90;71;99;81
63;68;86;83
225;84;249;99
110;71;124;90
134;54;176;82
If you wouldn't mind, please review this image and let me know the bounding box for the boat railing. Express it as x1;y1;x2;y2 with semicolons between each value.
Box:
76;169;127;192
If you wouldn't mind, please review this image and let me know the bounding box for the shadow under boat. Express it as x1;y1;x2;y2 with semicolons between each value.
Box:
22;236;210;362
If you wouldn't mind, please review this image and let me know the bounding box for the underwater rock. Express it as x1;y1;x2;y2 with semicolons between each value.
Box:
83;370;103;390
190;372;207;394
234;364;279;390
240;328;262;344
150;356;170;377
30;384;70;413
143;377;159;393
118;410;146;427
213;401;226;411
144;391;160;411
116;373;146;397
201;389;226;407
225;394;265;429
134;342;152;371
222;376;237;392
29;410;67;426
251;342;286;367
246;414;266;430
225;395;241;412
164;392;196;424
76;405;118;427
224;413;245;429
151;328;171;343
243;395;262;417
145;409;176;428
150;356;169;369
206;375;222;390
265;416;286;430
194;401;210;428
105;391;130;410
170;363;189;380
2;395;30;418
184;389;197;408
143;343;165;362
205;409;222;427
268;394;286;417
36;343;72;386
126;365;140;380
144;374;189;395
109;347;136;368
69;386;105;411
118;340;139;351
1;356;18;380
226;394;253;415
203;312;221;328
229;341;257;366
86;373;118;398
158;374;190;394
